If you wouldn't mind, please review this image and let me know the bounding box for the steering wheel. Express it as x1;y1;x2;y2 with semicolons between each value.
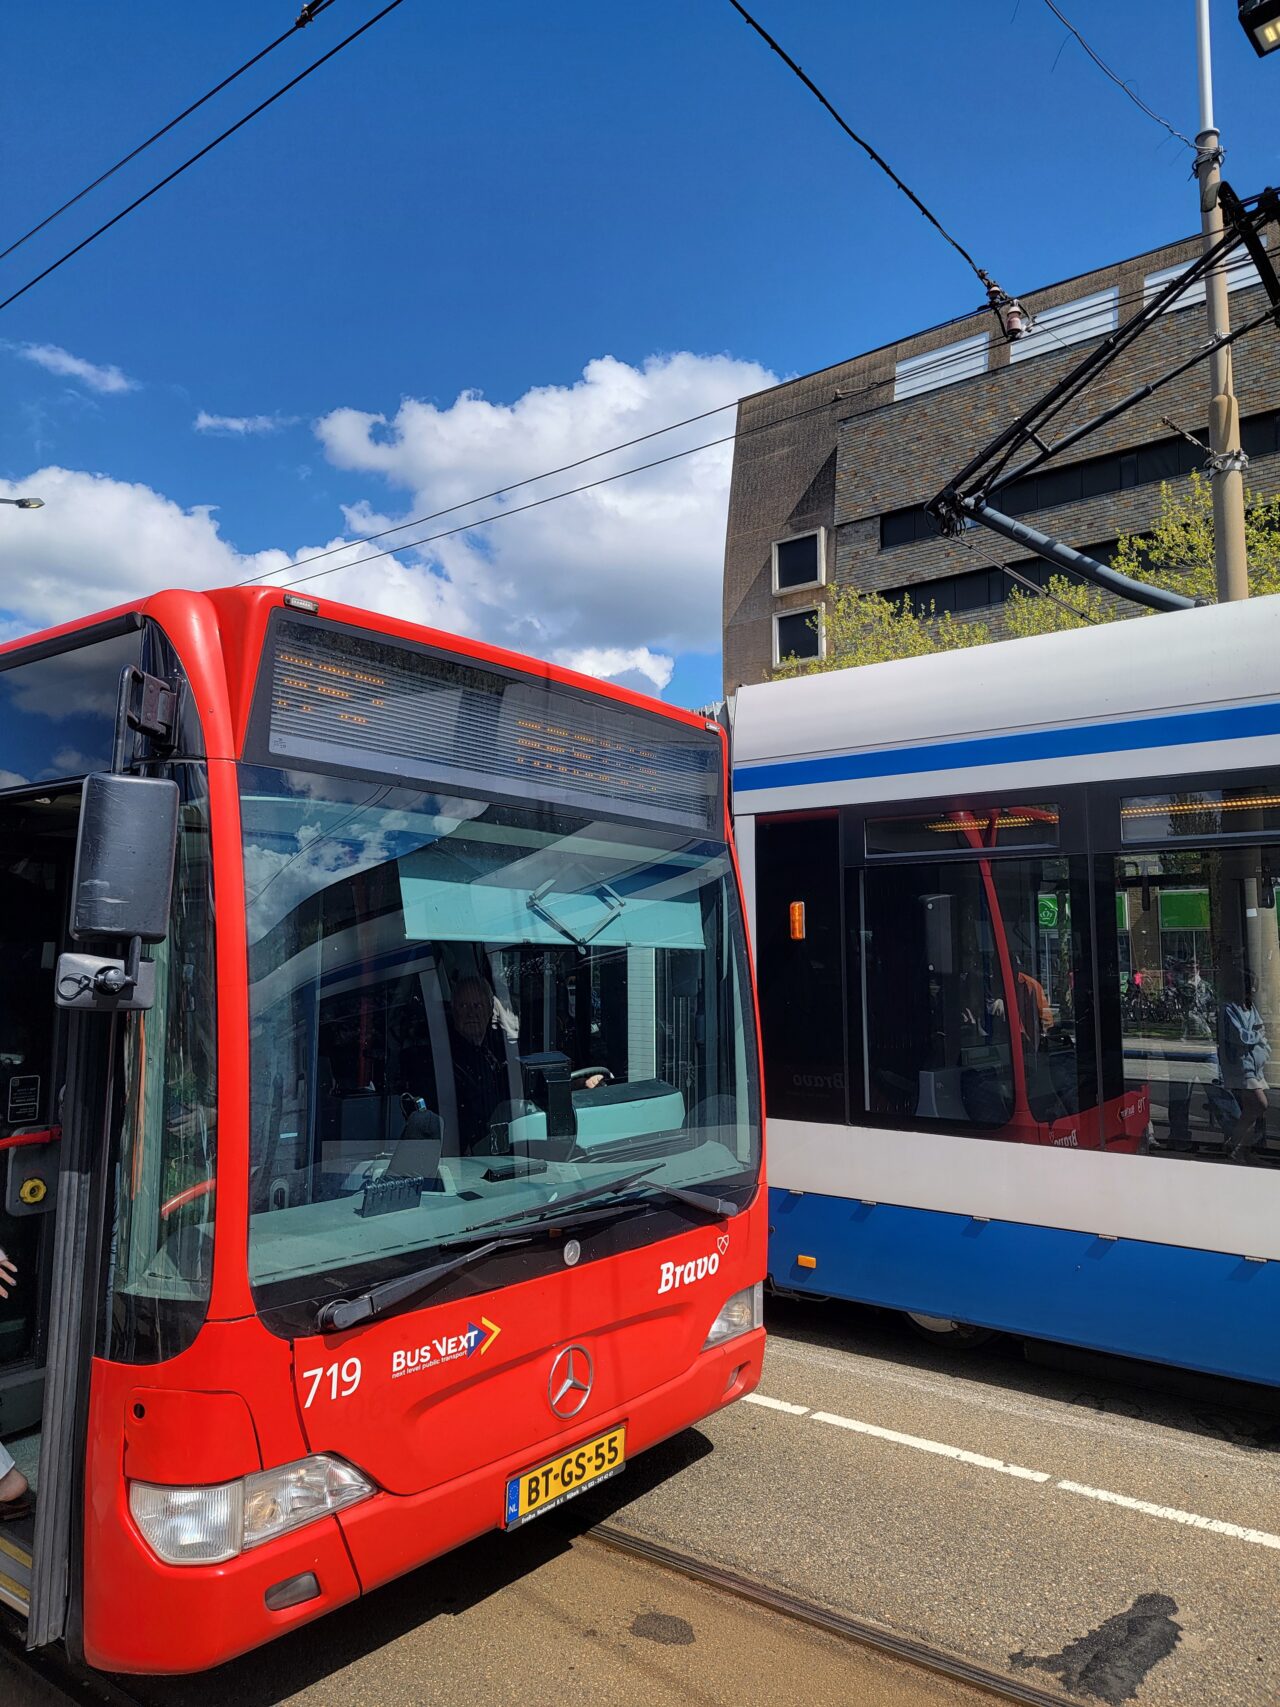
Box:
570;1066;614;1086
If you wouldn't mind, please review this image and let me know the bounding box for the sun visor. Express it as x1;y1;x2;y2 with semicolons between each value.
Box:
397;856;705;950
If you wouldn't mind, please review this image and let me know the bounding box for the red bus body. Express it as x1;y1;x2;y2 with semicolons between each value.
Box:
0;587;766;1673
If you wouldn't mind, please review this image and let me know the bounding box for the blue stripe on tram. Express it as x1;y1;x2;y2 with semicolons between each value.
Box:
734;699;1280;794
768;1188;1280;1386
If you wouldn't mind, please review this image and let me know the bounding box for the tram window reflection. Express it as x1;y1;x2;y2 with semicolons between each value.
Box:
1111;845;1280;1165
857;856;1094;1143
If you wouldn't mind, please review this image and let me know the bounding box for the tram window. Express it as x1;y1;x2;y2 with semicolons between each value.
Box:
1108;845;1280;1165
865;802;1059;857
1121;785;1280;844
855;856;1095;1143
754;816;845;1122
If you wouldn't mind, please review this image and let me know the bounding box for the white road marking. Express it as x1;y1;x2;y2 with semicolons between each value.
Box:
765;1335;1258;1469
1056;1480;1280;1550
742;1387;1280;1553
809;1409;1051;1483
743;1392;810;1415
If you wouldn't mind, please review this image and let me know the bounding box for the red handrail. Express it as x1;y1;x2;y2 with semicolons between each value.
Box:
0;1125;61;1153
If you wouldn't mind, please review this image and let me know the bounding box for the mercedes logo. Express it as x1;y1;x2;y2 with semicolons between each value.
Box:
548;1344;593;1419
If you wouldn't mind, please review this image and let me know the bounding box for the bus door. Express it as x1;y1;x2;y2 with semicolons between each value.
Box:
0;761;180;1656
0;789;78;1626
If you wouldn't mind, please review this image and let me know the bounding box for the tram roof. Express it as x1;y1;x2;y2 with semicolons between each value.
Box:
732;596;1280;773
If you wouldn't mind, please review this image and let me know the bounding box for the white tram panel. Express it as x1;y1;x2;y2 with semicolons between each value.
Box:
732;597;1280;814
731;598;1280;1267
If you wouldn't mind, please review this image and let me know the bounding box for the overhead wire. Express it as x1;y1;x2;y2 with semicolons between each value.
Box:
1039;1;1195;152
724;0;999;295
0;0;408;317
238;263;1226;594
0;2;338;265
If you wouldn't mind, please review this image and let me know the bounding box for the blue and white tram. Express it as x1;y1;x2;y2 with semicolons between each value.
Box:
732;597;1280;1384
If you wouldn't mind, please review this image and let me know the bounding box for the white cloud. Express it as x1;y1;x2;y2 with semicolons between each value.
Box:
553;646;675;693
310;351;778;679
194;411;294;435
17;343;137;395
0;349;776;696
0;466;298;636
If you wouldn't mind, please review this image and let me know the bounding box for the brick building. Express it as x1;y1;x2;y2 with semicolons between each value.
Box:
721;227;1280;695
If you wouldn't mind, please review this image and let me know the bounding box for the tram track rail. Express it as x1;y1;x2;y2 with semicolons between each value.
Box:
4;1525;1074;1707
588;1522;1075;1707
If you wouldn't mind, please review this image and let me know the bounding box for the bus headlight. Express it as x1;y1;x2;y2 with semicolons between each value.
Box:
702;1281;763;1351
129;1455;374;1566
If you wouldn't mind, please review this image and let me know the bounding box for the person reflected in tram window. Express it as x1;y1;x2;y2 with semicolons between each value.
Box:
1219;962;1271;1163
0;1248;33;1521
1014;953;1054;1054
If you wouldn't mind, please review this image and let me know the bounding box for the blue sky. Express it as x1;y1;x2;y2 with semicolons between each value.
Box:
1;0;1277;706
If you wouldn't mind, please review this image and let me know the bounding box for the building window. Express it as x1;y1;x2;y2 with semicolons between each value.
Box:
772;529;826;593
1144;239;1266;311
880;506;934;549
894;332;989;402
878;547;1118;616
878;410;1280;549
774;606;823;665
1010;287;1119;365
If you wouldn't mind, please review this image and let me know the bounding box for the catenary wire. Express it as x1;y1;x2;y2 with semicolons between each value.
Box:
236;259;1234;593
0;0;407;317
994;557;1104;624
1039;1;1194;152
268;290;1275;598
0;2;338;265
724;0;997;292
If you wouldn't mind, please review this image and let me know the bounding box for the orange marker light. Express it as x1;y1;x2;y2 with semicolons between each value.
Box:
789;901;806;940
797;1254;817;1270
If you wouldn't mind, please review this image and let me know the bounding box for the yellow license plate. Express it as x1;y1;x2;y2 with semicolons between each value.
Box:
504;1425;626;1527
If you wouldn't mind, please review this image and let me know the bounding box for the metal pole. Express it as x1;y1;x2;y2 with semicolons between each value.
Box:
961;496;1198;612
1195;0;1250;601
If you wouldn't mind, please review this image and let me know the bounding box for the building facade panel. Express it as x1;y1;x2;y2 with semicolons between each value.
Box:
723;227;1280;694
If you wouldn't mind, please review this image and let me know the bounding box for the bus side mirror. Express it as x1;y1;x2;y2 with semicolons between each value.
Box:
55;774;180;1014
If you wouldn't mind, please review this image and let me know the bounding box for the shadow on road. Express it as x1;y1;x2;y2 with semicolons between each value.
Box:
765;1292;1280;1452
128;1429;714;1707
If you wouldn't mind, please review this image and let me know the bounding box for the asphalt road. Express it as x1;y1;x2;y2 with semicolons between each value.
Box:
593;1300;1280;1707
7;1302;1279;1706
4;1524;989;1707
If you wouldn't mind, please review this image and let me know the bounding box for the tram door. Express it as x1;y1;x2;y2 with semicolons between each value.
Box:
0;792;78;1623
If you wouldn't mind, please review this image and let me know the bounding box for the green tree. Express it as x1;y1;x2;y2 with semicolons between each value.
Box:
774;472;1280;675
1111;472;1280;602
772;585;988;678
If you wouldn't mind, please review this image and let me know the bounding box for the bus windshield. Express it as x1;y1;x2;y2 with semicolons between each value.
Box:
241;764;759;1317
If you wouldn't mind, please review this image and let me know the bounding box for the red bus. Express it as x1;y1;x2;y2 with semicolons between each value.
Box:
0;587;764;1673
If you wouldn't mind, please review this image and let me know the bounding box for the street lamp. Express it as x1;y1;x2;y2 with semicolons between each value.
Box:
0;496;44;508
1240;0;1280;55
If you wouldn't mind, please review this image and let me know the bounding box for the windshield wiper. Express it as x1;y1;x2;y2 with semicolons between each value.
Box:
315;1166;664;1331
443;1164;667;1242
317;1233;537;1332
527;877;625;950
460;1169;741;1242
315;1168;742;1333
630;1180;740;1219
